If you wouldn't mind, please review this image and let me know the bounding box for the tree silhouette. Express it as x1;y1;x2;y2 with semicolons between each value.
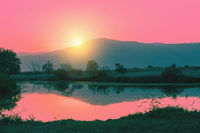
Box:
59;63;73;71
30;61;41;72
42;60;54;73
115;63;127;73
0;48;21;74
161;64;182;81
54;68;69;80
86;60;99;75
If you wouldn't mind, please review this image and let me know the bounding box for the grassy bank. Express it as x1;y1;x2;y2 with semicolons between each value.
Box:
1;107;200;133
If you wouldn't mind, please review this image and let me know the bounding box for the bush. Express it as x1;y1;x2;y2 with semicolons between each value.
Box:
95;67;110;81
0;75;17;94
115;63;127;73
54;69;69;80
161;64;182;82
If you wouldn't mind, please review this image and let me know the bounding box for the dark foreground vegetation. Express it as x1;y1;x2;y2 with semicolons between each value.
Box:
0;48;19;95
0;75;17;94
0;107;200;133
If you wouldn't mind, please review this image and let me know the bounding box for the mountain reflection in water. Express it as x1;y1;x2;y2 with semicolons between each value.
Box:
1;81;200;122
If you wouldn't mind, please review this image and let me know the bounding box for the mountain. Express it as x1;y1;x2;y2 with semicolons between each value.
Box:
18;38;200;71
17;52;32;57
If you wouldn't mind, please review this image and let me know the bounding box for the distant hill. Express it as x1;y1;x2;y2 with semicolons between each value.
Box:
17;52;32;57
18;38;200;71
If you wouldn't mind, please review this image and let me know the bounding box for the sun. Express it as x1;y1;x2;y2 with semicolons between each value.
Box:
73;39;82;46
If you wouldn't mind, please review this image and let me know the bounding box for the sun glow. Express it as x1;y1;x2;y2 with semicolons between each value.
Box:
73;39;82;46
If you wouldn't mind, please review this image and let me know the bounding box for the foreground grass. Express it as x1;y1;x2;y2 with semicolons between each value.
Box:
0;107;200;133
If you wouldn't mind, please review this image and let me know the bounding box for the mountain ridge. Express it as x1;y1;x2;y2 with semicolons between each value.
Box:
18;38;200;71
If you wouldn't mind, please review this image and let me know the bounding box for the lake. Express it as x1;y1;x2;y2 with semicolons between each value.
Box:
1;81;200;122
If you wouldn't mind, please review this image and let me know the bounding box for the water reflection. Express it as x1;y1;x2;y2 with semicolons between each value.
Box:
162;87;184;98
1;81;200;121
2;94;200;122
88;85;125;95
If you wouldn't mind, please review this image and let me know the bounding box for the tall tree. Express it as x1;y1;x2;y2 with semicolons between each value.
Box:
0;48;21;74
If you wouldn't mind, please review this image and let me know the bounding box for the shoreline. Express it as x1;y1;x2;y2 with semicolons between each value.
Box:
11;72;200;84
1;107;200;133
16;80;200;86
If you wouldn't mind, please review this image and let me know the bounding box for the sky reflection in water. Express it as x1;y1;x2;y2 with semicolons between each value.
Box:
2;82;200;122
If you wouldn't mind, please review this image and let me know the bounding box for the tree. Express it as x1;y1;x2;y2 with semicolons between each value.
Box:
0;48;21;74
0;75;17;94
115;63;127;73
59;63;73;71
42;60;54;73
54;63;72;80
96;66;110;81
30;61;41;72
161;64;182;81
86;60;99;75
54;68;69;80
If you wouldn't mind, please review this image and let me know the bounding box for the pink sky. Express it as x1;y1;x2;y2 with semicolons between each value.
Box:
0;0;200;52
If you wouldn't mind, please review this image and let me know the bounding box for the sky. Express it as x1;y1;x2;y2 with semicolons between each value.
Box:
0;0;200;52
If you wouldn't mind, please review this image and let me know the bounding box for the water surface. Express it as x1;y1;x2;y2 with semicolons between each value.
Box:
1;81;200;121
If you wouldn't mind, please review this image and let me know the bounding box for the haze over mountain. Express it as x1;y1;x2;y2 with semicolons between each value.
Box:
19;38;200;71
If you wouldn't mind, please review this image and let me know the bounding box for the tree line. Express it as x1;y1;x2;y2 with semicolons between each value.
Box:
1;47;200;83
